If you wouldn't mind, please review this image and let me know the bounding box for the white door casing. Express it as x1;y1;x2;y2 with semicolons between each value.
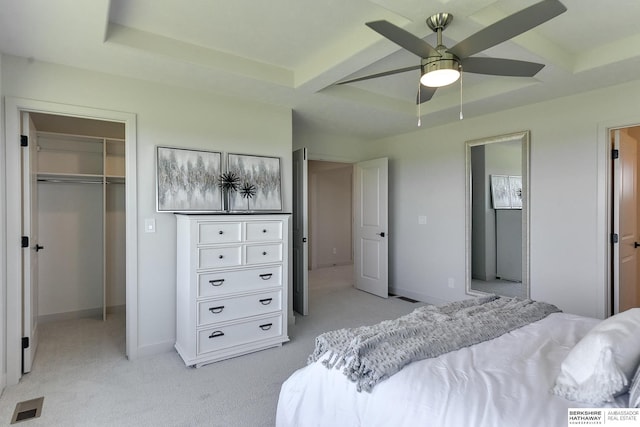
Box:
613;128;639;313
354;158;388;298
21;112;39;373
5;97;138;386
293;148;309;315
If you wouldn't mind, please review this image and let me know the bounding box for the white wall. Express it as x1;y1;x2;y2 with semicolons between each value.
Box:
1;55;293;357
365;79;640;319
293;129;374;162
0;52;6;393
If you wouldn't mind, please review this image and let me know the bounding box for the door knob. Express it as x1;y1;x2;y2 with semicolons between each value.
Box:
376;232;386;238
35;244;44;252
635;242;640;248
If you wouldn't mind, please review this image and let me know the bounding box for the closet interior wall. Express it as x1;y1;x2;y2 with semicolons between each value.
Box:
32;113;126;322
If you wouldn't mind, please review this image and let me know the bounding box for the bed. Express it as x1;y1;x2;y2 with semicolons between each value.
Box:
276;297;639;427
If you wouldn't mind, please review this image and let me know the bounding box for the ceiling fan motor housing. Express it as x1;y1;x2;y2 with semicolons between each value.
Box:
421;51;461;86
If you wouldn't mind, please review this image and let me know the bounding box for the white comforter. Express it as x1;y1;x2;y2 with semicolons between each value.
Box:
276;313;628;427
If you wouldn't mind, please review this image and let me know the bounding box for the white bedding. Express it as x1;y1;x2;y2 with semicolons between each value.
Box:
276;313;628;427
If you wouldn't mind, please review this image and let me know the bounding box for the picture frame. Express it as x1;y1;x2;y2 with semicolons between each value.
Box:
226;153;282;211
490;174;522;209
156;146;222;212
508;176;523;209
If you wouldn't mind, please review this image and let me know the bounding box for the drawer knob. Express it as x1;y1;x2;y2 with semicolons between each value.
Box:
209;331;225;339
219;255;224;259
259;323;273;331
259;298;273;305
263;229;267;233
209;306;225;314
262;251;267;256
218;230;224;235
259;273;272;280
209;279;225;287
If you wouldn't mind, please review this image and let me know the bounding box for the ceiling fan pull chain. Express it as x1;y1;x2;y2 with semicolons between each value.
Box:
459;68;464;120
417;83;422;127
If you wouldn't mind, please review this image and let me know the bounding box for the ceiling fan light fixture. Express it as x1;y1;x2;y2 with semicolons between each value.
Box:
420;58;460;87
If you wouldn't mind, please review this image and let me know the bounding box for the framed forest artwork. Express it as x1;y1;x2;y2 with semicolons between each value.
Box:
156;146;222;212
226;153;282;211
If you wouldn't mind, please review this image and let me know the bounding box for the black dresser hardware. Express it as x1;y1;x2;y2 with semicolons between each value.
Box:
259;298;273;305
209;331;225;338
259;323;273;331
259;273;272;280
209;306;225;314
209;279;225;286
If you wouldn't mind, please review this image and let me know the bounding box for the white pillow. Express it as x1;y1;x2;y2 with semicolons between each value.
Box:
629;364;640;408
552;308;640;404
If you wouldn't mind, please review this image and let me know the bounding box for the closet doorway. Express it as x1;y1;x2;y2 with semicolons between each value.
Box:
27;113;126;372
5;97;138;386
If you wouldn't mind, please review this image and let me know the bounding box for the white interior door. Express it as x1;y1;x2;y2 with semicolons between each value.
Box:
354;157;388;298
21;111;39;373
293;148;309;315
613;128;640;313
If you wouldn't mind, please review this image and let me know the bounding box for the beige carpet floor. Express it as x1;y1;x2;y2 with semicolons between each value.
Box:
0;265;423;426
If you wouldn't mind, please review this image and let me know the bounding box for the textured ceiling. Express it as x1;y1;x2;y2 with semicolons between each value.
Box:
2;0;640;139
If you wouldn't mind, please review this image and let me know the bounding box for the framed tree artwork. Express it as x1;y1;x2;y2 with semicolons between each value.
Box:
156;146;222;212
226;153;282;211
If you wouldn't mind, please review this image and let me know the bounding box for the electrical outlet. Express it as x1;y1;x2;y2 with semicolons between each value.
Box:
418;215;427;225
332;248;337;254
447;278;455;289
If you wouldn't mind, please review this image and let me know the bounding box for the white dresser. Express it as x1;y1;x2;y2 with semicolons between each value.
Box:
175;214;290;367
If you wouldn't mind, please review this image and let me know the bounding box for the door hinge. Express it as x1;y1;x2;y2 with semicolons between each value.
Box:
20;135;28;147
612;233;619;244
21;236;29;248
22;337;29;349
612;149;619;159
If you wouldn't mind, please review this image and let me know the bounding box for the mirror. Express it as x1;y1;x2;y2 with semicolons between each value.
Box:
465;131;530;299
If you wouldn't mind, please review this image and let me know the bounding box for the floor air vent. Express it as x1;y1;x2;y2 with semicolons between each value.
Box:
396;296;419;303
11;397;44;424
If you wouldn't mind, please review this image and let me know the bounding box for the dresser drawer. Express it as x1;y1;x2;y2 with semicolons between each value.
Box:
198;222;242;244
198;246;242;269
246;221;283;242
197;314;282;355
198;265;282;298
197;290;282;326
246;243;282;265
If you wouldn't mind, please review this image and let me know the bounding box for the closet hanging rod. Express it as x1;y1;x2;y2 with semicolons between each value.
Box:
37;178;103;184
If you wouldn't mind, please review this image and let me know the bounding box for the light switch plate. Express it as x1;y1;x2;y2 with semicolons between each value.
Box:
145;218;156;233
418;215;427;225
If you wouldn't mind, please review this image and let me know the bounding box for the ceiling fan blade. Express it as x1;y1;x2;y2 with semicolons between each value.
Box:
461;57;544;77
337;65;421;85
417;85;437;104
449;0;567;59
366;20;439;58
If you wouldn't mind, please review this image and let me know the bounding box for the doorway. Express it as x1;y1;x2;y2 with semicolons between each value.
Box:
611;125;640;314
308;160;354;271
5;97;138;386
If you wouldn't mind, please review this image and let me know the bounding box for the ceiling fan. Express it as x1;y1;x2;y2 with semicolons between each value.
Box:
339;0;567;104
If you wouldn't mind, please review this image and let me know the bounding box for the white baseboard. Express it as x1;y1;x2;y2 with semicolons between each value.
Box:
0;372;6;397
38;305;127;324
136;340;175;359
39;308;102;324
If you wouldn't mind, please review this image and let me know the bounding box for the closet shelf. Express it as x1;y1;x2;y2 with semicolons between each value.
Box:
38;172;104;183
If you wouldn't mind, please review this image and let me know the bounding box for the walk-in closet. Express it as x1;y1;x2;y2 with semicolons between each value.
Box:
30;112;126;332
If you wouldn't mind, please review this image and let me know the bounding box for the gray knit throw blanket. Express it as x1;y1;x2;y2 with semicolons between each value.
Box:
308;295;560;392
